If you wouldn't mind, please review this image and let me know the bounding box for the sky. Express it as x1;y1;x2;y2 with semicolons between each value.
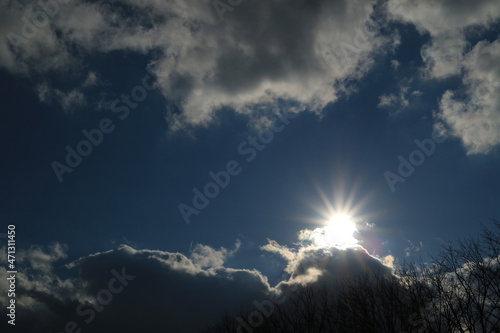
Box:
0;0;499;332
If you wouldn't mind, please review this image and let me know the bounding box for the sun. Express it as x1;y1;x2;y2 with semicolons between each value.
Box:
297;180;374;250
310;214;359;249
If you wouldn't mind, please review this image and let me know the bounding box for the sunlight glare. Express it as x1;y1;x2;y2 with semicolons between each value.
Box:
312;214;359;249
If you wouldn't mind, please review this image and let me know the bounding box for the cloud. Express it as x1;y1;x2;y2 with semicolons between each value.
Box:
391;59;400;70
387;0;500;79
0;224;394;333
288;247;391;284
261;223;393;291
420;32;467;79
1;0;395;127
387;0;500;154
0;1;78;75
35;70;102;111
153;0;388;127
378;93;396;107
189;240;240;268
380;254;395;268
261;239;296;262
37;82;86;111
437;39;500;154
377;81;422;114
0;243;271;333
17;243;68;273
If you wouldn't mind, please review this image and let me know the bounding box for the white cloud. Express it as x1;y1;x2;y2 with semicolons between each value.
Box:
437;39;500;154
261;222;393;290
378;93;399;108
377;83;421;114
17;243;67;273
1;0;395;128
387;0;500;36
189;240;240;269
391;59;400;70
387;0;500;154
387;0;500;79
261;239;296;262
380;254;395;268
37;82;86;111
420;32;467;78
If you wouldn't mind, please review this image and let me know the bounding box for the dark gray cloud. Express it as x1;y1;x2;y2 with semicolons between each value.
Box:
0;233;393;333
0;243;270;332
0;0;392;127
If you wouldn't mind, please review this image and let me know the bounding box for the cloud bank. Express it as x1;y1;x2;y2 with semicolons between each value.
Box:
0;226;392;332
1;0;392;127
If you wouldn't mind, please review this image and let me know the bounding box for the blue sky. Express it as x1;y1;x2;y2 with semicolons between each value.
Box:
1;0;500;332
